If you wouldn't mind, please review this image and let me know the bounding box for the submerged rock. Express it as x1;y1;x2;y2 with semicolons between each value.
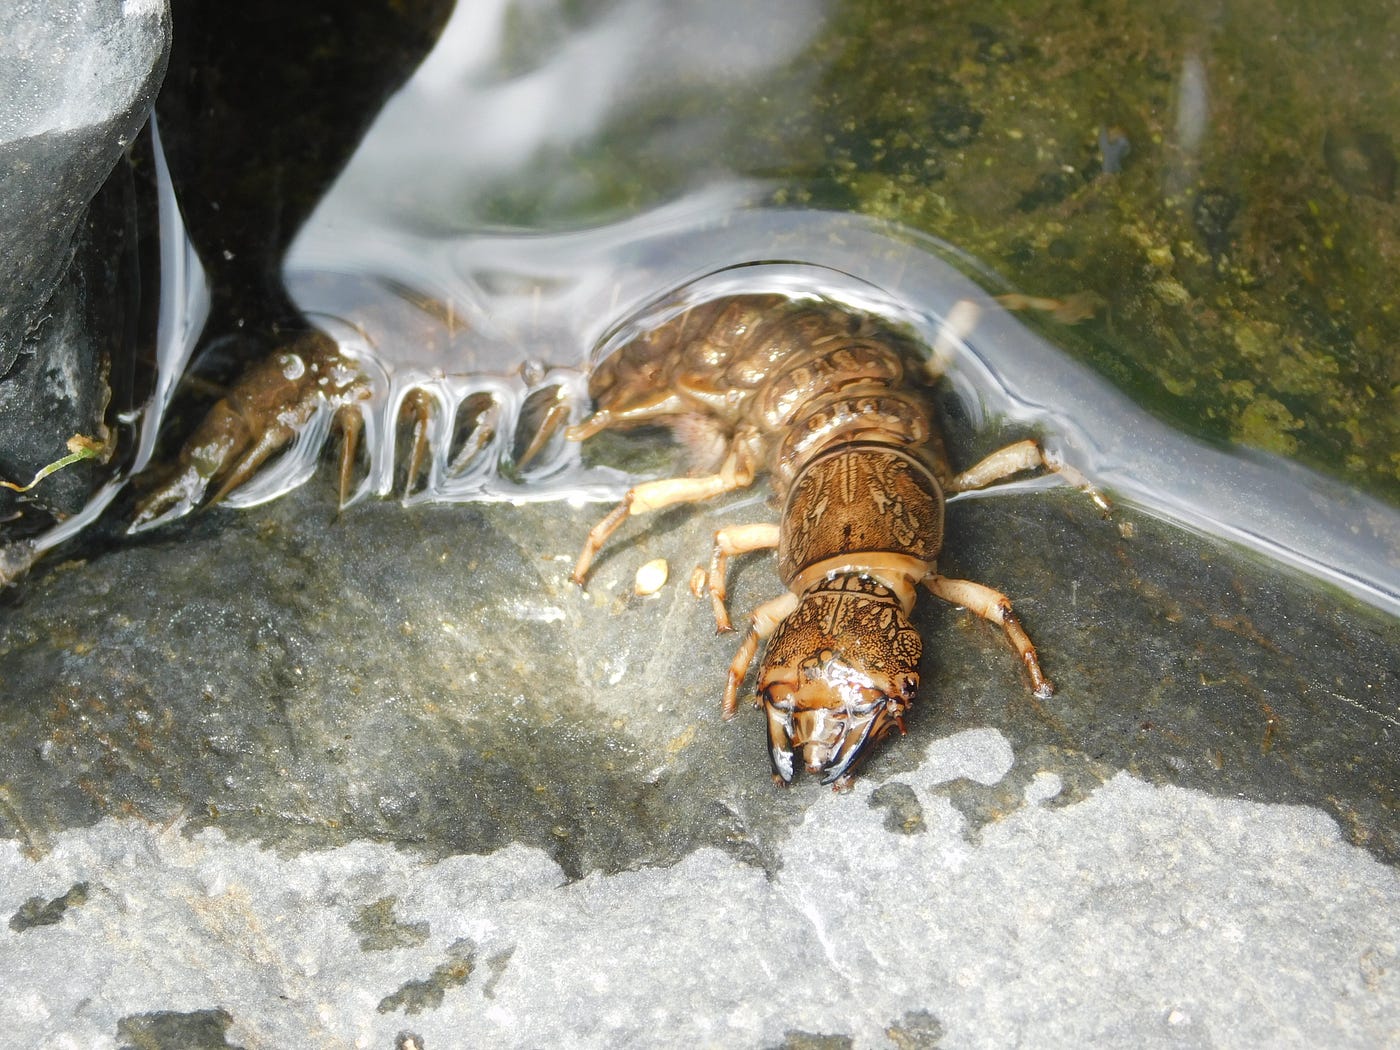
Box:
1324;123;1398;202
0;0;170;531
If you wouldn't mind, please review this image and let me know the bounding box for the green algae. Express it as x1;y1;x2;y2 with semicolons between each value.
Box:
784;0;1400;502
473;0;1400;503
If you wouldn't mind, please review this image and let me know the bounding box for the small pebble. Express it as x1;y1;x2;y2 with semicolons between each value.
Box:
634;558;669;596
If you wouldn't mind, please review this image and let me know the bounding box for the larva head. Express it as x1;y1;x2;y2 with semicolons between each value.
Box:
756;575;922;788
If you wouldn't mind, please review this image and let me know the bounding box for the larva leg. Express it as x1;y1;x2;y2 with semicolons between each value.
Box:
722;591;800;719
704;522;781;633
923;573;1055;699
571;432;760;585
950;439;1110;513
564;391;688;442
514;389;571;470
336;407;364;508
132;336;371;530
400;389;434;498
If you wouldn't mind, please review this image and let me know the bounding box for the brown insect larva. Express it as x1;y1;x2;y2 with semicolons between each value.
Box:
569;294;1105;789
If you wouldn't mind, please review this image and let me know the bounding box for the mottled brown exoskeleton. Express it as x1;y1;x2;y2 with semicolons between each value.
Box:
570;293;1105;789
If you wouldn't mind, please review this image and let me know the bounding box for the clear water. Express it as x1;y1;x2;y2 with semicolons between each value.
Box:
110;0;1400;617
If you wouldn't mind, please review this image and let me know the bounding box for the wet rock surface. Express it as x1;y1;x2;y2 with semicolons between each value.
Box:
0;0;169;528
1;481;806;876
0;0;168;375
0;445;1395;1044
4;461;1395;869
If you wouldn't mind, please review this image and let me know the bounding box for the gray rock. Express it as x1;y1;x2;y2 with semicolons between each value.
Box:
0;0;170;524
0;451;1395;1045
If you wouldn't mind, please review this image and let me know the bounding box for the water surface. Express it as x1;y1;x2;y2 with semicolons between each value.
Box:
243;0;1400;615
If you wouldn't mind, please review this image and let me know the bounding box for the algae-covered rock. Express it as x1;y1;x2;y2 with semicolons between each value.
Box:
766;1;1400;501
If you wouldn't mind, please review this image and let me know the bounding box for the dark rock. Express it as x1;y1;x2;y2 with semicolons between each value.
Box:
0;0;168;375
8;880;89;932
0;1;170;531
0;160;143;525
1016;169;1083;212
116;1008;241;1050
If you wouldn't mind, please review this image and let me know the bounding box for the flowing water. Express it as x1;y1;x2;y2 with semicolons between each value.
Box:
210;0;1398;615
16;0;1400;620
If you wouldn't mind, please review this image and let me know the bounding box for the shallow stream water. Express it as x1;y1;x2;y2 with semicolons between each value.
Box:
10;0;1400;615
232;0;1399;616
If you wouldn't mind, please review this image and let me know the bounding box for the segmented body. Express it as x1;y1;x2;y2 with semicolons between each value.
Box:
569;293;1073;787
580;293;952;488
139;290;1087;787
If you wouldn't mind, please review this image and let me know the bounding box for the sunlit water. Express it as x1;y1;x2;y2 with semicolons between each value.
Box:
30;0;1395;617
258;0;1400;615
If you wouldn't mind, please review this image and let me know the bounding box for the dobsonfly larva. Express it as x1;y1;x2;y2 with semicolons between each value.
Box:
132;288;1104;789
569;293;1107;789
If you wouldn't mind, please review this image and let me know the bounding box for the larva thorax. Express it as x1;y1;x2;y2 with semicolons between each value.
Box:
758;363;947;786
583;294;950;786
